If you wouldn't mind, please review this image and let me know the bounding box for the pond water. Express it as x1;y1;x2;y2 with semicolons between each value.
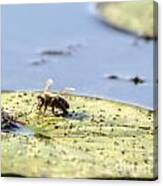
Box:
2;122;35;136
1;3;156;110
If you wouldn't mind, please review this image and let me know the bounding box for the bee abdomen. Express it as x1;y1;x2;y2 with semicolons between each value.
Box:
53;96;70;109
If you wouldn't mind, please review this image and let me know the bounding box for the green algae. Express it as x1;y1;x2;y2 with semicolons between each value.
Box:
1;92;157;179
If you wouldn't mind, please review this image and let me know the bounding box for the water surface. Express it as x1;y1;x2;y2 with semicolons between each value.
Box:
2;3;155;109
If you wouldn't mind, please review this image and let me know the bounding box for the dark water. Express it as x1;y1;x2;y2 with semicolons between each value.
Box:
2;122;34;136
2;3;155;109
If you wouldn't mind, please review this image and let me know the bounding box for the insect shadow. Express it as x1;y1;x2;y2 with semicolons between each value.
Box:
66;111;89;121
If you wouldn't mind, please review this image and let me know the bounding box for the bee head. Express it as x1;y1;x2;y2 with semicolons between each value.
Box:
37;95;45;105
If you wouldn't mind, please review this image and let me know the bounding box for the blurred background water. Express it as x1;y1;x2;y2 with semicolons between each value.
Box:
1;3;156;109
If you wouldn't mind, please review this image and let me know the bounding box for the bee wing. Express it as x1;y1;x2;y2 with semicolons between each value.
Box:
44;78;54;92
60;87;76;95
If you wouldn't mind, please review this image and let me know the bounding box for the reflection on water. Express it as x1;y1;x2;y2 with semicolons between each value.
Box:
2;3;156;109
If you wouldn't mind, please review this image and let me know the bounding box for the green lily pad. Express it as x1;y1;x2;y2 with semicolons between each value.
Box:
97;0;157;39
1;92;157;179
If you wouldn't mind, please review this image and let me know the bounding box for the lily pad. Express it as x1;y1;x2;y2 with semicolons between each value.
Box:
97;0;157;39
1;92;157;179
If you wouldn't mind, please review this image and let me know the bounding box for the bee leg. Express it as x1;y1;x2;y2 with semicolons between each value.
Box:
51;105;55;115
37;104;43;112
62;108;68;116
37;96;44;113
43;102;48;115
37;106;42;113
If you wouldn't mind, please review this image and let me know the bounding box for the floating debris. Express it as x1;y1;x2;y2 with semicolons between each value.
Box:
105;75;119;80
104;74;145;85
31;59;46;66
66;43;83;52
130;76;145;85
39;42;83;58
41;49;72;57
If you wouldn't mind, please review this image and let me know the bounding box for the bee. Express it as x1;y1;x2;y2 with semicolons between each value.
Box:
37;79;70;116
